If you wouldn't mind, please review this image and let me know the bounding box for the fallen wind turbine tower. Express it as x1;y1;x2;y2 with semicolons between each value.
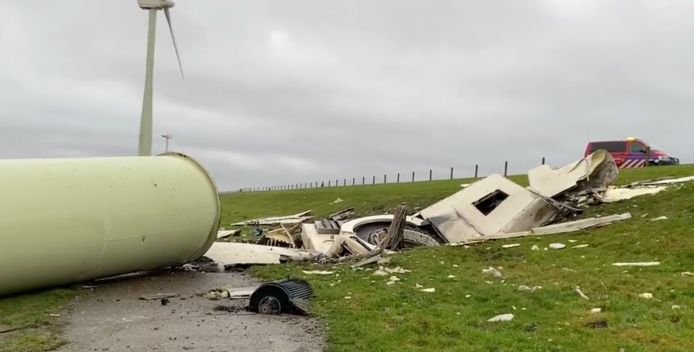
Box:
137;0;184;156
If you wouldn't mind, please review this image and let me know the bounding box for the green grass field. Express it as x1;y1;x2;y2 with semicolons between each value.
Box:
1;165;693;352
234;165;694;352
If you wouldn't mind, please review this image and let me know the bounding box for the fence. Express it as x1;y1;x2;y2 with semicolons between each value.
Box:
235;157;551;193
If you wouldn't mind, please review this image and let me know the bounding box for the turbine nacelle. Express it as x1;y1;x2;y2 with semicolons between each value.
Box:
137;0;175;10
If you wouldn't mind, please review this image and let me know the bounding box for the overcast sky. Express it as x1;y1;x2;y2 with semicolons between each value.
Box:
1;1;693;190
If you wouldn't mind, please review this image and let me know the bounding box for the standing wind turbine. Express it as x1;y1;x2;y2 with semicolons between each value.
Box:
136;0;184;156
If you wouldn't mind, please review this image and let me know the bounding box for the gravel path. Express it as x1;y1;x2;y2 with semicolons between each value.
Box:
56;269;324;352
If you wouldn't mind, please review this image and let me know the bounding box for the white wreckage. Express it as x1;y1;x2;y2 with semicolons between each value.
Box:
204;151;688;266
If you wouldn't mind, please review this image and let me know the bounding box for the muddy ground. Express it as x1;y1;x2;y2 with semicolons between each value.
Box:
56;269;325;352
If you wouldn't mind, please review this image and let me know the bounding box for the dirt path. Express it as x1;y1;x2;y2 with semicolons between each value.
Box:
56;269;324;352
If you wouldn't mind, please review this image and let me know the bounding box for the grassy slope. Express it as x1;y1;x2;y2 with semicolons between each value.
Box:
226;165;694;352
0;288;76;352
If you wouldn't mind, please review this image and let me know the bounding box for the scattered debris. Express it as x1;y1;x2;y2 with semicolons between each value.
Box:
549;243;566;250
502;243;520;248
528;150;618;200
585;319;608;329
482;267;503;278
201;288;230;300
420;288;436;293
329;207;355;222
672;305;681;310
612;262;660;267
487;313;514;322
216;229;241;239
247;278;313;315
602;186;667;203
575;286;590;300
302;270;334;275
372;269;388;276
531;213;631;236
204;242;321;265
682;271;694;277
590;308;602;313
386;276;400;285
572;244;589;248
417;174;562;243
531;245;540;251
650;216;668;222
518;285;542;292
232;210;313;227
379;205;408;250
331;197;344;204
139;293;179;301
257;223;301;248
638;292;654;299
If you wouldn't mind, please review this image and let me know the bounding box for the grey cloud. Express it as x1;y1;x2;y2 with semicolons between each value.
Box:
1;0;694;190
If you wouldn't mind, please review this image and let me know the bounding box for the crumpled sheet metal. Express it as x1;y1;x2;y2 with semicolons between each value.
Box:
528;150;618;198
417;174;560;244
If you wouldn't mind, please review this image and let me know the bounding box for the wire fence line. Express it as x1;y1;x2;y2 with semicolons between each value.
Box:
234;157;549;193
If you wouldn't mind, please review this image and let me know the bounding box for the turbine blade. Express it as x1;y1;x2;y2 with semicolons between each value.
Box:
164;8;184;79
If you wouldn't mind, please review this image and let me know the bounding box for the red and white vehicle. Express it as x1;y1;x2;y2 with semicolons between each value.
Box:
584;138;679;168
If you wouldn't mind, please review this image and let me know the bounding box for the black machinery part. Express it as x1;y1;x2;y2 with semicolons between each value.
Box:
248;278;313;315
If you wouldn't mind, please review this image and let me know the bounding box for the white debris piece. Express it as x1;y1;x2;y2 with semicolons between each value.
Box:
639;292;654;299
487;313;514;322
531;213;632;236
640;176;694;185
447;275;456;279
531;245;540;251
482;267;503;278
420;288;436;293
417;174;559;243
602;186;667;202
672;305;681;310
549;243;566;250
518;285;542;292
527;150;617;198
612;262;660;267
575;286;590;300
302;270;334;275
386;276;400;285
682;272;694;277
384;266;412;274
650;216;668;222
572;244;589;248
502;243;520;248
590;308;602;313
372;269;388;276
331;197;344;204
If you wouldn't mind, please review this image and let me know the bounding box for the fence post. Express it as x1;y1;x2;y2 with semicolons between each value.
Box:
343;179;346;186
328;180;331;187
335;179;338;187
504;161;508;177
412;171;415;182
541;157;545;165
352;177;355;186
362;176;365;185
397;173;400;183
372;176;376;185
450;167;454;180
429;169;432;181
384;174;387;184
474;164;479;179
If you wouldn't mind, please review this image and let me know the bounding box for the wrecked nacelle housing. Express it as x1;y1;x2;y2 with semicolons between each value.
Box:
248;279;313;315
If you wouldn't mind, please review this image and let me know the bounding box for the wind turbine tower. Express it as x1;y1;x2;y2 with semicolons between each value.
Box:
136;0;184;156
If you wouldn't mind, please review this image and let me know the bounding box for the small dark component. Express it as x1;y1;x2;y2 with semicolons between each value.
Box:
248;278;313;315
160;298;170;306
